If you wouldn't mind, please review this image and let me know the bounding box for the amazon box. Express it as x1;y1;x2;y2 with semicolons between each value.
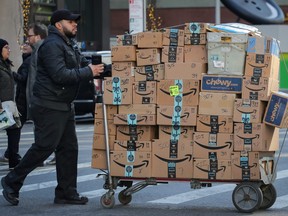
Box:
114;140;152;152
136;48;161;66
233;123;279;151
112;62;136;77
184;33;206;45
161;46;184;63
103;77;133;105
133;81;157;104
158;125;194;140
184;45;207;63
134;64;164;81
110;150;152;178
137;31;163;48
162;28;185;47
245;53;279;80
157;79;200;106
116;34;137;46
114;114;156;125
196;115;233;133
152;139;193;179
164;62;206;80
92;134;115;150
193;132;233;160
193;159;232;180
91;149;108;170
95;104;118;120
157;105;197;126
94;118;116;135
233;99;266;123
111;45;136;62
246;35;280;57
184;22;209;34
198;92;236;116
264;91;288;128
116;125;157;141
201;75;242;93
242;76;279;101
118;104;156;115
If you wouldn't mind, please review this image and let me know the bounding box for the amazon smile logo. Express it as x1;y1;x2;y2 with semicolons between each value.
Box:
154;154;192;163
160;88;197;96
194;141;232;150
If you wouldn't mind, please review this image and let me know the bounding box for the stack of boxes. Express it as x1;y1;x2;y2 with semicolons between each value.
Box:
92;22;280;181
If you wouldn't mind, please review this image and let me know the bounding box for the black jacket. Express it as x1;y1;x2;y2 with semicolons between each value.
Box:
0;59;14;104
32;25;92;111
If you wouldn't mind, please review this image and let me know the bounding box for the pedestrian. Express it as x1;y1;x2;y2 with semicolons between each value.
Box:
0;39;22;169
1;9;104;206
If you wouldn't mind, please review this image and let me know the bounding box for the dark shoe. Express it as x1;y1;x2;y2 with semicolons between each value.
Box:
46;157;56;165
1;177;19;206
0;155;9;164
54;194;88;205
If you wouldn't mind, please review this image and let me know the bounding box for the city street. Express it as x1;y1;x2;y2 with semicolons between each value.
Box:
1;118;288;216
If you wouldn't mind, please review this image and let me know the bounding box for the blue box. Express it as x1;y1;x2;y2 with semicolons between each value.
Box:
201;75;242;93
264;92;288;128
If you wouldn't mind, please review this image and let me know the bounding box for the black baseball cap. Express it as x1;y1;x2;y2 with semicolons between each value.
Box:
50;9;81;25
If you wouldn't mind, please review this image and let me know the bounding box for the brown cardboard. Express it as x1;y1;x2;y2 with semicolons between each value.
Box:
193;132;234;160
91;149;108;170
137;32;163;48
158;125;194;140
92;134;115;150
184;22;209;34
196;115;233;133
157;79;200;106
233;123;279;151
116;125;157;141
94;118;116;135
111;45;136;62
118;104;156;115
152;139;193;179
114;114;156;125
116;34;137;46
242;76;279;101
162;29;185;47
233;99;266;123
103;77;133;105
161;46;184;63
114;140;152;152
95;104;118;120
134;64;165;81
184;33;206;45
136;48;161;66
157;105;197;126
110;150;152;177
112;62;136;77
193;159;232;180
133;81;157;104
198;92;236;116
245;53;280;80
184;45;207;63
164;62;207;80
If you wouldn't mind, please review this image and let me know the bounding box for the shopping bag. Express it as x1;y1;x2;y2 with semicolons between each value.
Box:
0;109;16;131
1;101;21;129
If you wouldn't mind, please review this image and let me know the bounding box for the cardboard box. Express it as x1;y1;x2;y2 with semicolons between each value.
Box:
157;79;200;106
114;140;152;152
198;92;236;116
193;159;232;180
207;32;248;76
112;62;136;77
201;75;242;93
137;31;163;48
184;33;206;45
246;35;280;57
184;22;209;34
158;125;194;140
233;123;279;151
94;118;116;135
233;99;266;123
134;64;164;81
92;134;115;150
161;46;184;63
245;53;280;80
91;149;108;170
164;62;207;80
264;91;288;128
116;34;137;46
242;76;279;101
157;105;197;126
119;104;156;115
110;150;152;177
152;139;193;179
162;28;185;47
116;125;157;141
193;132;233;160
136;48;161;66
95;104;118;120
133;81;157;104
114;114;156;125
196;115;233;133
103;77;133;105
184;45;207;63
111;45;136;62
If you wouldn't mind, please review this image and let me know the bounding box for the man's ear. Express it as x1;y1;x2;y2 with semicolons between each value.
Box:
55;22;62;30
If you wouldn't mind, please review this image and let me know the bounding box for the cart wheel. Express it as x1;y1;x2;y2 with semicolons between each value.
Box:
118;189;132;205
100;193;115;209
232;182;263;213
260;184;277;209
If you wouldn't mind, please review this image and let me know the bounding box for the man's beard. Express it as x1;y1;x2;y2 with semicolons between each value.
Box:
63;28;76;38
